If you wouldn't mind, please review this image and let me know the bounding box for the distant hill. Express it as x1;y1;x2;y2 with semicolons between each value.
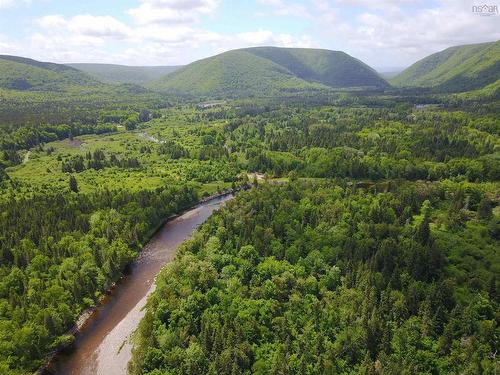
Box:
68;63;182;85
149;47;388;97
0;55;99;91
391;41;500;92
457;78;500;102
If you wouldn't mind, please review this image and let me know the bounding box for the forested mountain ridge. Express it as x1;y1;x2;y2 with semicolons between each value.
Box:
148;49;327;97
0;55;100;91
68;63;182;86
0;55;170;125
391;40;500;92
148;47;388;97
243;47;388;89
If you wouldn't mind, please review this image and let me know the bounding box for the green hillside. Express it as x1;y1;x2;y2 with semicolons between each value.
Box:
149;47;388;97
68;63;182;85
0;55;99;91
457;78;500;102
391;41;500;92
249;47;388;88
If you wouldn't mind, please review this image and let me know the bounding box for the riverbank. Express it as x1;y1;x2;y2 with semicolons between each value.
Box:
37;188;239;374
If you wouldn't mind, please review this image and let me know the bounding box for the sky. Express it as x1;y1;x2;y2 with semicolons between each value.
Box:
0;0;498;70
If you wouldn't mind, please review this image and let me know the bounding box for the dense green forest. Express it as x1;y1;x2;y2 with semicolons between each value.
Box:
0;44;498;375
5;103;498;191
222;106;499;182
130;181;499;374
0;184;198;373
0;85;168;125
0;95;499;374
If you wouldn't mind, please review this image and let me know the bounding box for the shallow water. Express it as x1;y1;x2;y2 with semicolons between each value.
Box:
48;195;233;375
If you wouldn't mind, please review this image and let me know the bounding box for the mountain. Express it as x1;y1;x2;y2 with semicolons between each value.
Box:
391;41;500;92
149;47;388;97
0;55;99;91
457;78;500;102
68;63;182;85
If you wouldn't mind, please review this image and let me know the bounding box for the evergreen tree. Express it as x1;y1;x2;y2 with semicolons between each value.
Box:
477;197;493;219
417;200;432;245
69;175;78;193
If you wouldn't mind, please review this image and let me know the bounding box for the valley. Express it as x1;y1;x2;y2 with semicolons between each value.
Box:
0;40;498;375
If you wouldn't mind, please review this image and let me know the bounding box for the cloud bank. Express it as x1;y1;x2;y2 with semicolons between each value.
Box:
0;0;498;68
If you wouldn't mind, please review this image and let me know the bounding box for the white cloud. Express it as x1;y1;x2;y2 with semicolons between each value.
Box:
238;29;282;44
15;14;134;63
23;32;110;62
69;15;131;38
37;14;131;39
313;0;500;67
128;0;219;25
237;29;313;48
21;0;314;66
2;0;497;67
0;33;16;54
131;24;223;47
36;15;66;29
333;0;420;8
133;25;196;43
257;0;312;18
0;0;30;9
0;0;14;8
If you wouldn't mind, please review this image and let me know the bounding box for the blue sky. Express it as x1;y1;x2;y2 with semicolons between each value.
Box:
0;0;498;70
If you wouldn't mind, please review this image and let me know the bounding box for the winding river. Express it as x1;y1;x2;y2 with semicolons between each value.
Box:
46;194;233;375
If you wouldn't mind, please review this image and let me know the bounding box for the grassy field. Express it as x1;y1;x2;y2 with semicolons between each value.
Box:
7;109;236;195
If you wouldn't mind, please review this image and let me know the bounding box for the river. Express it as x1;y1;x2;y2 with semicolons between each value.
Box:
46;194;233;375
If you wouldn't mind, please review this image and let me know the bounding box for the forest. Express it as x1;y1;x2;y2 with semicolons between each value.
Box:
0;74;498;375
0;0;500;368
130;180;498;374
0;184;197;373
